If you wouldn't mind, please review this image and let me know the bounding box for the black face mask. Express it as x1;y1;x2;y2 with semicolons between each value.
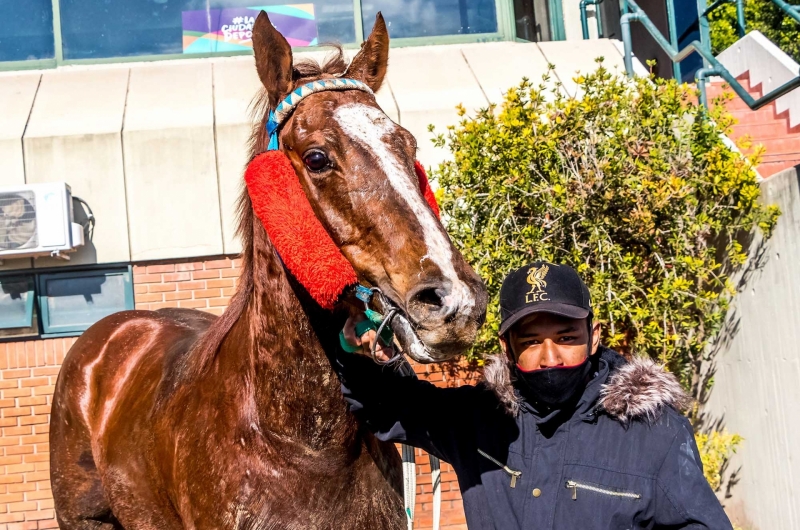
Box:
513;358;593;408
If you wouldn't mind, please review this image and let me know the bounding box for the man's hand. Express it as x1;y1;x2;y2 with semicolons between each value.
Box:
342;314;395;362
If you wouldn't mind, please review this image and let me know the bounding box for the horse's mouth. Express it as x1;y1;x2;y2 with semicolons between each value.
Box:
369;290;463;364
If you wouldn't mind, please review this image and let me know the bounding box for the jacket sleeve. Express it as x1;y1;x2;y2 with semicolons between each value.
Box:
330;349;476;466
654;416;733;529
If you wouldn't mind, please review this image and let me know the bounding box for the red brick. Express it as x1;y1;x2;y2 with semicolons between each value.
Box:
205;259;232;269
0;475;23;484
8;501;36;513
176;262;204;272
33;387;54;397
20;378;48;389
146;264;175;274
163;272;192;282
29;369;58;378
221;268;241;278
6;463;35;474
178;300;208;309
1;408;30;418
0;418;18;427
0;399;16;409
208;298;230;308
148;302;180;310
3;427;31;437
177;281;207;291
38;519;59;529
2;371;30;380
206;279;234;289
0;381;18;390
24;508;54;521
0;456;22;466
6;483;34;494
148;283;176;293
133;273;162;284
164;291;192;302
23;454;49;464
194;289;221;299
0;493;24;503
3;389;31;399
135;293;163;303
16;398;46;409
134;284;147;294
202;308;225;316
192;270;221;280
24;472;49;482
5;446;33;456
19;415;48;427
0;513;24;523
21;435;48;445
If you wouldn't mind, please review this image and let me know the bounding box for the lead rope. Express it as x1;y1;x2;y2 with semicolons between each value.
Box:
356;286;440;530
402;448;441;530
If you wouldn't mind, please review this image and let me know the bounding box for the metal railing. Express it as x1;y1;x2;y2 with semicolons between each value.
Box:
582;0;800;109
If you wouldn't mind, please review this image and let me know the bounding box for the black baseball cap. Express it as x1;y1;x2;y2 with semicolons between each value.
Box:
498;261;592;336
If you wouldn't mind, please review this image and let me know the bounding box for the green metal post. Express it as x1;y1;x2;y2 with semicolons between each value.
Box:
696;0;712;68
735;0;746;36
665;0;682;80
353;0;365;43
52;0;63;63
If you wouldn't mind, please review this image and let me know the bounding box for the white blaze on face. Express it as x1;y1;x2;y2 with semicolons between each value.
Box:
334;103;475;313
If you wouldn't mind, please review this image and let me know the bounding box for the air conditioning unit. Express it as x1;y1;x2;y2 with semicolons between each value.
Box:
0;182;85;261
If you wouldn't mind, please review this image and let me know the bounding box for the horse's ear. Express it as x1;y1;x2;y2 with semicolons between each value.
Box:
253;11;294;108
345;12;390;92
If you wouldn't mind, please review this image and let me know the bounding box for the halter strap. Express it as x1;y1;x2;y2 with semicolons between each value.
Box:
266;78;374;151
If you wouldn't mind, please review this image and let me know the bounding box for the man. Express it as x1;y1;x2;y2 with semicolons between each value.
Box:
333;261;732;529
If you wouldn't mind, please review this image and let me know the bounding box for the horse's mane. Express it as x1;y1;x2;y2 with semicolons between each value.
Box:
179;47;350;382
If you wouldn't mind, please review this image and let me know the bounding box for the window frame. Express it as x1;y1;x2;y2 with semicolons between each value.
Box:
0;275;36;330
0;0;561;72
36;266;134;337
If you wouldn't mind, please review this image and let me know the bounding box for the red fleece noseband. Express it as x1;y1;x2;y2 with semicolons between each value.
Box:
244;151;440;310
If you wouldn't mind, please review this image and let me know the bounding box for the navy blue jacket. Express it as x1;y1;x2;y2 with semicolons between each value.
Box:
331;347;733;529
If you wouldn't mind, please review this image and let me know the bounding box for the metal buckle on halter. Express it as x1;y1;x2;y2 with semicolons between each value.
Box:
355;284;404;366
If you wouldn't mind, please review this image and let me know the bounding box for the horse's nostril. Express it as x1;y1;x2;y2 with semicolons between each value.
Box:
414;287;444;308
406;284;458;322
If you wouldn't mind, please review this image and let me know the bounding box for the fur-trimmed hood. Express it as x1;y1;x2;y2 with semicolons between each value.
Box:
482;347;691;422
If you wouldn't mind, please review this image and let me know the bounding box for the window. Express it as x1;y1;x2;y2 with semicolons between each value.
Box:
59;0;356;60
0;0;55;62
38;268;133;335
0;276;36;338
514;0;552;42
361;0;498;38
0;266;133;340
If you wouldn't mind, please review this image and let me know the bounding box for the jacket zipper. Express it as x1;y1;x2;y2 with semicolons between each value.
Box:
478;449;522;488
565;480;641;501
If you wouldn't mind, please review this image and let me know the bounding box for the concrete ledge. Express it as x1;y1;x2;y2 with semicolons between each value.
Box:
385;45;489;167
24;68;131;267
212;57;262;255
0;74;40;188
461;42;557;104
123;62;223;261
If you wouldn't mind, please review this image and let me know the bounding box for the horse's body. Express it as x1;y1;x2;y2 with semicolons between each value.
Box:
51;12;486;529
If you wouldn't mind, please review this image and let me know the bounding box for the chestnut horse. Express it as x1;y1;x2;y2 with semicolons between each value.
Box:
50;12;487;530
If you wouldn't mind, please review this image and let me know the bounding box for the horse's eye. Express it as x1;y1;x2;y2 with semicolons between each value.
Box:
303;151;330;172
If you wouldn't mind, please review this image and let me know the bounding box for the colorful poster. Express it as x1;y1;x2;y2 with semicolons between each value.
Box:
182;4;318;54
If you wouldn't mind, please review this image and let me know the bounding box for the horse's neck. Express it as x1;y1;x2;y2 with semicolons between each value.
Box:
217;233;354;447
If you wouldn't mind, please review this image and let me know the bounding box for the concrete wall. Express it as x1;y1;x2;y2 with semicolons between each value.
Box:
0;40;634;271
705;165;800;530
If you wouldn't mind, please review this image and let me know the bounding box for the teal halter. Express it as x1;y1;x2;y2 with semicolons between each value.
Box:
266;78;373;151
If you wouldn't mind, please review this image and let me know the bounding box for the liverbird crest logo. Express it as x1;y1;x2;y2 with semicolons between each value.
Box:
525;264;550;303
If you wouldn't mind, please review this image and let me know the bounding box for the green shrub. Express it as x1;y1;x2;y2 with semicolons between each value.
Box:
710;0;800;62
696;430;743;491
432;63;779;400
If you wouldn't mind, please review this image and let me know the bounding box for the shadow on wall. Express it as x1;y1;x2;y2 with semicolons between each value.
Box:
699;164;800;530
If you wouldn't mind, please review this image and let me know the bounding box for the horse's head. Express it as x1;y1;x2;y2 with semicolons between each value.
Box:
249;13;487;361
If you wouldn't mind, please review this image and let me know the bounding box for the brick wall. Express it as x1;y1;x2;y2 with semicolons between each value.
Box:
707;74;800;178
0;256;473;529
0;338;75;528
